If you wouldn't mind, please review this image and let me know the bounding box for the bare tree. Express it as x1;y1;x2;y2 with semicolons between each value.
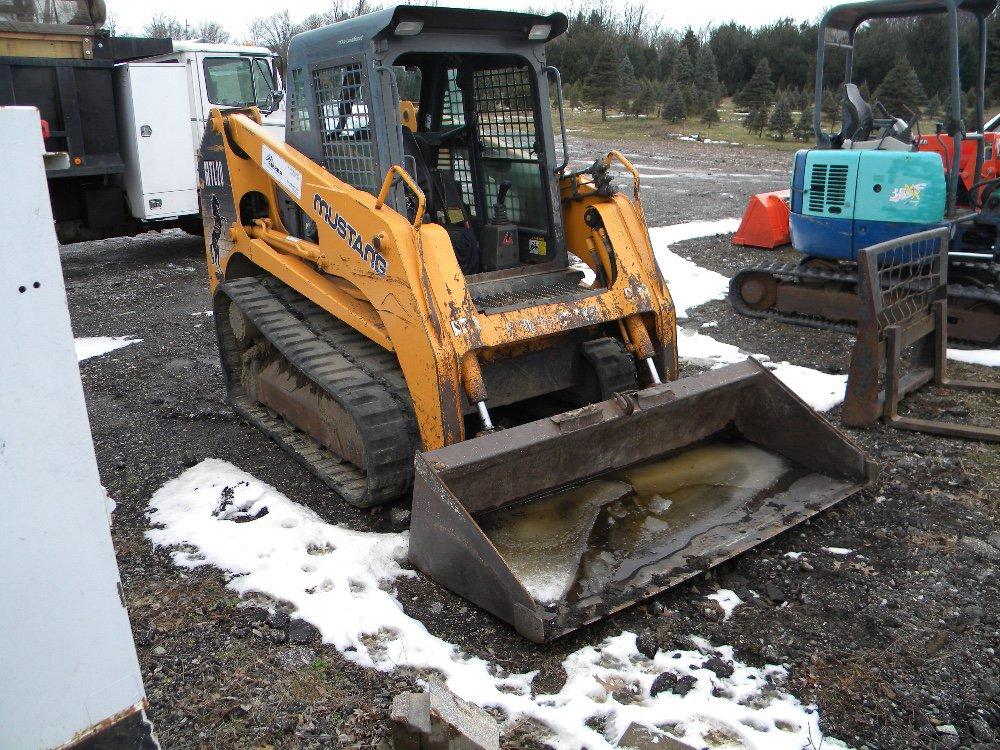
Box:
249;3;379;74
194;20;230;44
103;10;128;36
143;13;189;39
248;10;295;64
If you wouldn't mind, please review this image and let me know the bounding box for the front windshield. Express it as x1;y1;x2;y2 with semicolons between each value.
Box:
203;57;277;108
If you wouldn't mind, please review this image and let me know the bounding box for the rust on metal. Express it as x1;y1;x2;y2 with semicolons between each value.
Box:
843;227;1000;440
410;360;876;642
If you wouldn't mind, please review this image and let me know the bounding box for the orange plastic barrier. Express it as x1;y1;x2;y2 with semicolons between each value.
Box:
732;189;791;249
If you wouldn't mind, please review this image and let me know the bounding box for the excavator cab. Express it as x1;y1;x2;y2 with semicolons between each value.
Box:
198;5;875;642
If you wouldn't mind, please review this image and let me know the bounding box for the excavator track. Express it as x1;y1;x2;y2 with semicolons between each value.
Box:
215;276;419;507
730;258;1000;344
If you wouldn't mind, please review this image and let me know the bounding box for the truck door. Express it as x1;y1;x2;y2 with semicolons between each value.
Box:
116;63;198;220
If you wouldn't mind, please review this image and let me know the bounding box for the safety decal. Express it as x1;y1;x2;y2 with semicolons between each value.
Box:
262;145;302;199
889;182;927;205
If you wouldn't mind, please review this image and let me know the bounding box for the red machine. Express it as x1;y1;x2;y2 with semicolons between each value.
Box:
917;130;1000;205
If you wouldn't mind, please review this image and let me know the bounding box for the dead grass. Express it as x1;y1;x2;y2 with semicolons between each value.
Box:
560;98;811;153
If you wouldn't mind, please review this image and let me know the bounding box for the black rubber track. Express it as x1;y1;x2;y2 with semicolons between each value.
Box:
215;276;418;507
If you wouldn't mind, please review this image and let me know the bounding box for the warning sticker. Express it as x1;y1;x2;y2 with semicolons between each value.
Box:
529;237;547;256
262;144;302;199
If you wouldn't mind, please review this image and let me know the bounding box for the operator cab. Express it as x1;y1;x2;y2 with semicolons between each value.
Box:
284;6;576;308
391;55;555;277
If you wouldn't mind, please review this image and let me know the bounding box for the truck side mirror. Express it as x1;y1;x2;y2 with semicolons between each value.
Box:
263;90;284;115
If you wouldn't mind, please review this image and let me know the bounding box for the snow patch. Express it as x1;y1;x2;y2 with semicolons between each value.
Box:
947;348;1000;367
147;460;848;750
649;218;742;247
676;329;848;412
767;362;848;413
822;547;853;556
646;220;740;319
75;336;141;361
705;589;743;621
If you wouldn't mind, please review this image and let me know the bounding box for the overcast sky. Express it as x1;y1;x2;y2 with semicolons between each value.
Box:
108;1;835;41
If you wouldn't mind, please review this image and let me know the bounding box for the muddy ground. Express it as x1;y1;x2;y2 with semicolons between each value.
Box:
63;134;999;750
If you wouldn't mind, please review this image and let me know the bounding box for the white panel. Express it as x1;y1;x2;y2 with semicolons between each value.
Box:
0;107;148;749
116;63;198;220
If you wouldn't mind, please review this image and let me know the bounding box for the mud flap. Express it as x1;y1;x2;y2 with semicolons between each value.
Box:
409;359;876;642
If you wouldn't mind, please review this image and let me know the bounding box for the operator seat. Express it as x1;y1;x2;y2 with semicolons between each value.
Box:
402;128;480;274
836;83;915;152
839;83;874;144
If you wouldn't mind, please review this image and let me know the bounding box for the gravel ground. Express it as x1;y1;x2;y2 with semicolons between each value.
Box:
63;133;1000;750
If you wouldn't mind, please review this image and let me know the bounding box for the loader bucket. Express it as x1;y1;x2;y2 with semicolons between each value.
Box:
732;190;791;249
409;359;875;642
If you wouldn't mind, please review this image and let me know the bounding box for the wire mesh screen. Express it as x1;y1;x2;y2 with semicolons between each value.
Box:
859;228;949;330
437;69;476;216
473;67;538;159
288;67;310;134
473;66;544;227
313;63;378;194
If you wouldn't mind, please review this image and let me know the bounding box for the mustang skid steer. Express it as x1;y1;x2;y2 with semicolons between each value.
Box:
731;0;1000;345
198;6;874;642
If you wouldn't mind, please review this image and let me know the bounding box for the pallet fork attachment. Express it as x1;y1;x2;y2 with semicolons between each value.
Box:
843;227;1000;440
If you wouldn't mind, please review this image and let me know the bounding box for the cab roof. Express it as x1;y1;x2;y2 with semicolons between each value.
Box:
292;5;568;48
822;0;997;33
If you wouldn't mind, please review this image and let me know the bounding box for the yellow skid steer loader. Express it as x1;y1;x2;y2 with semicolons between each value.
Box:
198;6;875;642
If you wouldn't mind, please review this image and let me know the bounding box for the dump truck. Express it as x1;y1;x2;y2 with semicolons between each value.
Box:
197;5;875;642
730;0;1000;345
0;0;284;243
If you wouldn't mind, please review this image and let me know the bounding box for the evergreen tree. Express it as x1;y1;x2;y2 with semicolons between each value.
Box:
631;80;655;118
701;102;720;128
693;46;721;103
924;93;943;121
681;27;700;63
737;58;774;113
671;47;695;89
618;54;639;112
661;85;687;123
691;89;712;118
743;106;769;137
822;89;841;130
962;86;978;128
793;105;814;141
584;42;624;121
796;88;813;112
873;56;927;117
768;94;794;140
566;82;582;110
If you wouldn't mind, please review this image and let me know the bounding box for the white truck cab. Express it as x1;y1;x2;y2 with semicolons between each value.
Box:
113;41;285;230
142;41;286;143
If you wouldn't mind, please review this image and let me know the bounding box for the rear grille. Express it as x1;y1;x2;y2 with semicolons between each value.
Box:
808;163;849;214
472;277;588;311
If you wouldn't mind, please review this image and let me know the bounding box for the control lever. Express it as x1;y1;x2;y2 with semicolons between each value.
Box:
494;181;512;224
